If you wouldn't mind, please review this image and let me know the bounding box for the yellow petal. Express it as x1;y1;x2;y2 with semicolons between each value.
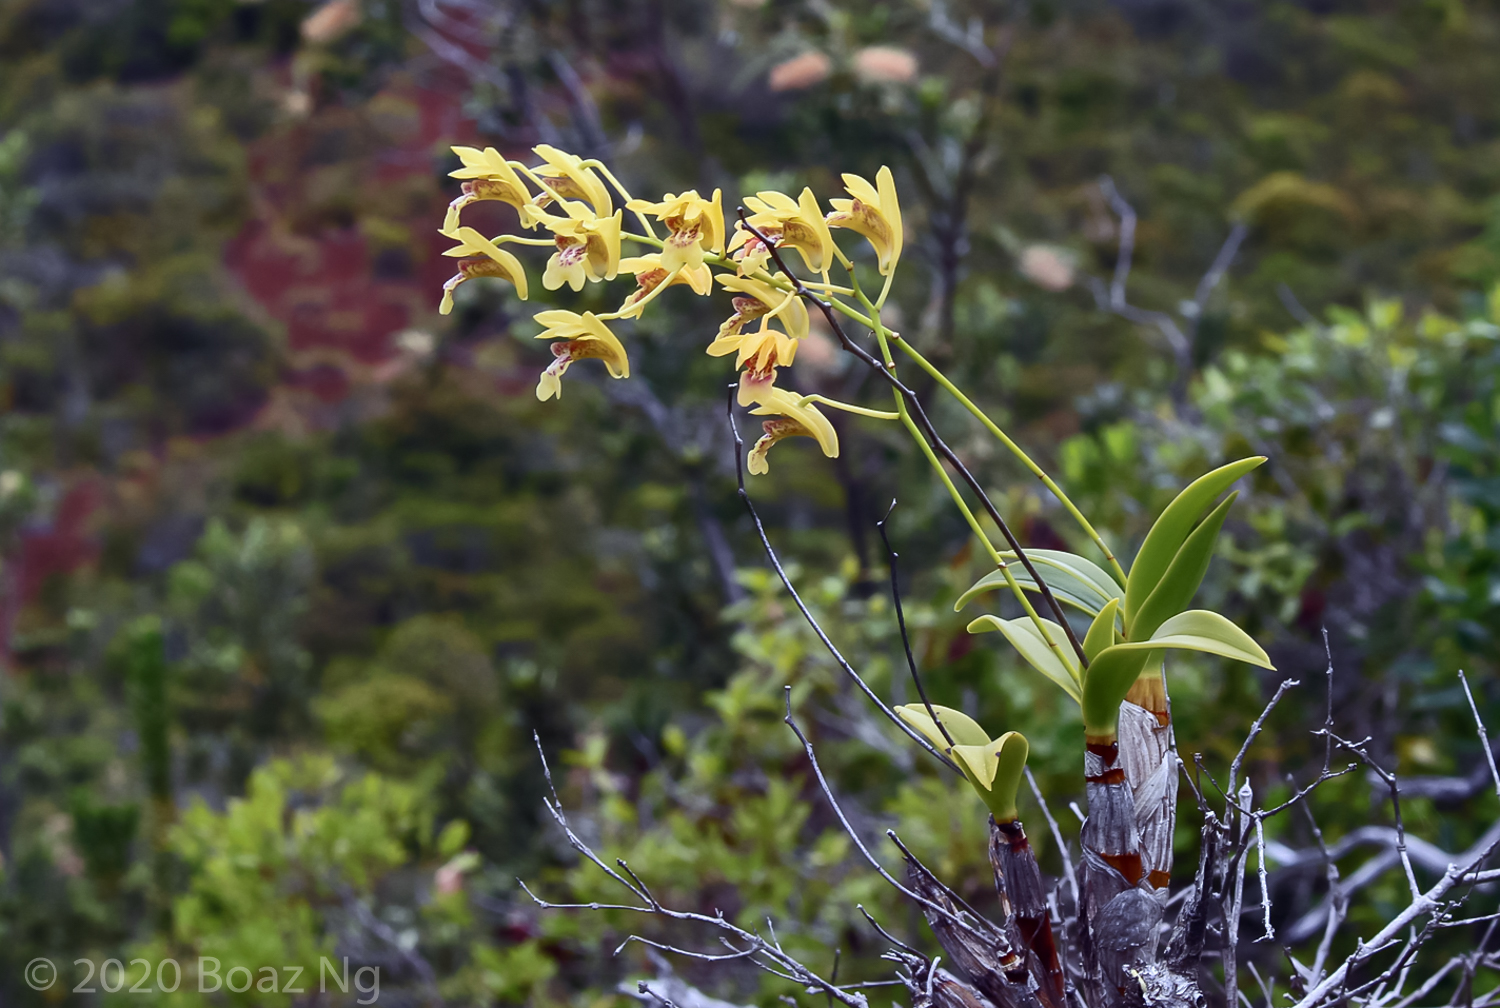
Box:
452;227;529;300
749;387;839;458
875;165;903;270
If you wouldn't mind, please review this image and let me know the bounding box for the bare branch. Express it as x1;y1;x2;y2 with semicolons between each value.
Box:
1461;670;1500;798
878;501;957;750
532;731;653;905
341;888;443;1001
1254;815;1274;942
524;734;876;1008
781;687;994;938
1227;677;1300;806
1224;779;1255;1008
1025;767;1079;912
1190;222;1249;314
860;904;925;957
1276;282;1321;329
1299;793;1346;986
927;0;998;67
547;50;609;157
1289;839;1500;1008
1391;955;1466;1008
1089;177;1248;402
727;389;962;773
1089;178;1189;367
1328;732;1423;899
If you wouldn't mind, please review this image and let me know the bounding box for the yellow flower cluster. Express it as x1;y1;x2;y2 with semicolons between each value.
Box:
439;144;904;473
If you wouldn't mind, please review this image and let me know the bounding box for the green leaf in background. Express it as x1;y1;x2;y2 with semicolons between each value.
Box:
437;819;471;859
1127;490;1239;639
956;550;1123;616
967;615;1082;701
1084;597;1121;663
1124;457;1265;626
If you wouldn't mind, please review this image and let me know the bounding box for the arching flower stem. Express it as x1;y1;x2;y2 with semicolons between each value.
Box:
886;333;1128;586
794;395;900;421
850;277;1076;676
597;265;684;321
804;279;855;296
514;164;570;208
581;159;658;239
876;268;896;310
479;234;564;247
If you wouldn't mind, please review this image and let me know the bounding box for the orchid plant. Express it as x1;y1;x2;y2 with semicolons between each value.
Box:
438;143;1275;1002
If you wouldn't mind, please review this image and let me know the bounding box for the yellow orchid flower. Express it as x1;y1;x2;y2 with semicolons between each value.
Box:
527;209;622;292
745;387;839;475
615;254;712;318
439;227;529;314
726;329;801;406
530;144;613;218
729;188;835;274
445;147;533;231
626;190;724;273
533;310;629;401
706;275;809;405
715;275;809;340
731;232;774;276
826;166;903;275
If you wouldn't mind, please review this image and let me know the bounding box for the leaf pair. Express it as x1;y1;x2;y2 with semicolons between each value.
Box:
1122;457;1265;637
967;607;1272;736
1076;456;1277;737
959;458;1275;739
1076;609;1273;738
895;704;1028;822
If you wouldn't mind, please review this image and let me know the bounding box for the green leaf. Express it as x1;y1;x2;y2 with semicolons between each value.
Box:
968;615;1081;702
1084;598;1121;663
956;550;1123;616
950;732;1029;822
437;819;471;858
950;743;1000;787
1081;611;1272;737
990;731;1029;822
1127;610;1274;668
959;569;1106;616
895;703;991;749
1018;549;1125;598
1124;457;1264;628
1128;491;1238;639
1080;646;1155;738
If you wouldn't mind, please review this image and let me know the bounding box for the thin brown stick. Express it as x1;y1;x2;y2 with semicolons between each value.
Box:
878;502;957;749
728;389;962;774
